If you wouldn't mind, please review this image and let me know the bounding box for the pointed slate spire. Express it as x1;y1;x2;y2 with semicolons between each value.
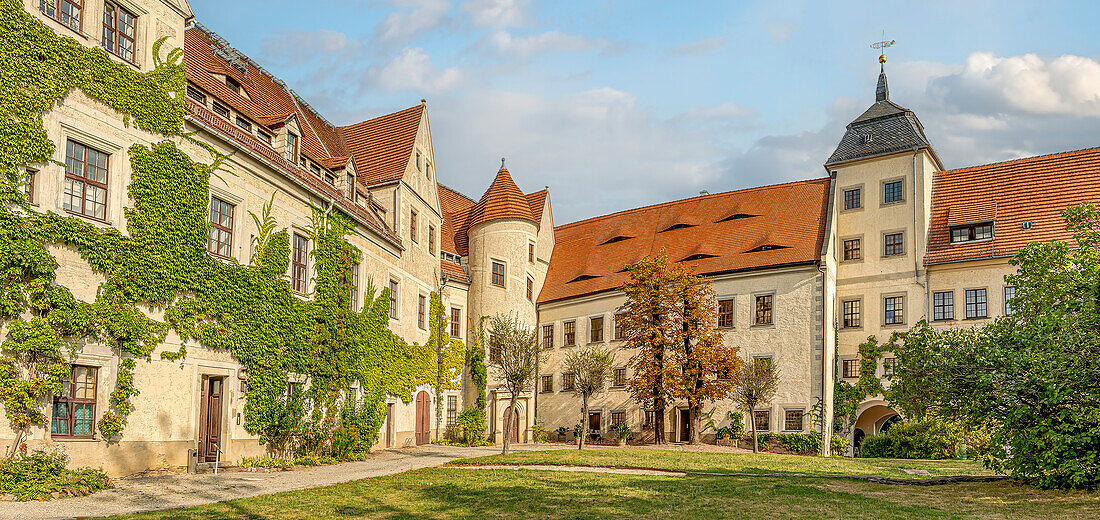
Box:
876;63;889;102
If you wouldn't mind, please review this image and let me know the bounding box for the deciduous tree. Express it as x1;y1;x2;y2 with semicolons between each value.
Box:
734;359;780;453
486;313;541;455
563;344;614;450
618;256;676;443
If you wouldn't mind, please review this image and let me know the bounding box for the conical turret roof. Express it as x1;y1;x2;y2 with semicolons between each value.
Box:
469;162;537;228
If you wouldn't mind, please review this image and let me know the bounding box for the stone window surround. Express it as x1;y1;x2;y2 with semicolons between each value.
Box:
37;0;151;70
840;234;864;263
387;274;402;322
782;407;806;432
751;291;775;328
880;176;906;206
716;293;736;329
208;186;245;262
881;291;907;328
840;183;864;212
964;287;989;320
47;353;111;442
881;229;906;257
840;296;863;330
840;356;860;379
489;257;508;289
58;123;123;227
587;313;605;344
932;290;955;321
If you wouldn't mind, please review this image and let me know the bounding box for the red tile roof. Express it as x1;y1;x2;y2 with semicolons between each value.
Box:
339;105;424;186
438;184;476;255
441;260;470;283
527;190;548;220
469;167;537;228
925;147;1100;265
539;179;832;304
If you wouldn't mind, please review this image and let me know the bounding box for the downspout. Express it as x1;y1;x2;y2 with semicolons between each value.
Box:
818;172;837;456
912;150;927;318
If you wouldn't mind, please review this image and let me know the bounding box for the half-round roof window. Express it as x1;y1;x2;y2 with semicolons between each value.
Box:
680;253;718;262
746;244;790;253
601;235;633;245
661;223;697;232
716;213;758;223
568;274;601;283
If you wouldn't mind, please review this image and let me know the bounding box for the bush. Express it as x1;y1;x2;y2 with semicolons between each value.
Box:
830;434;851;455
775;431;822;454
0;449;110;501
532;423;549;443
239;455;292;471
614;422;631;440
457;408;487;446
859;417;988;459
330;397;385;459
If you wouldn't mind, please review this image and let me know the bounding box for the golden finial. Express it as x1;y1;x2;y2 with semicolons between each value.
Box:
871;30;895;65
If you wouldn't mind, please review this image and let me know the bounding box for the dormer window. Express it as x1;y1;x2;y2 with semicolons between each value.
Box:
325;173;335;186
285;132;299;164
680;253;718;262
187;85;206;104
717;213;757;223
747;244;790;252
309;163;321;176
600;236;632;245
661;223;696;232
225;76;241;95
569;274;600;283
212;102;230;119
950;223;994;244
346;173;355;200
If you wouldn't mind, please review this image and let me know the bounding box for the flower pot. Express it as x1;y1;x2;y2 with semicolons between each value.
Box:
617;439;627;447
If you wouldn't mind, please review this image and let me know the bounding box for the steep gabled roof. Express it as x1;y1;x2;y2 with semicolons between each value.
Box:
438;184;476;255
539;179;832;304
339;105;424;186
925;147;1100;265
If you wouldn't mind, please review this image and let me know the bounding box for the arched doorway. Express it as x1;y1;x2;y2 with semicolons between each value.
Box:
503;406;520;443
853;428;865;457
879;415;901;434
415;391;430;445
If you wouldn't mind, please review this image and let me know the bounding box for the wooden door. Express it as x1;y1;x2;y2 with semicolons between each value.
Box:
415;391;430;445
198;377;224;462
588;411;601;439
385;403;394;448
504;406;520;443
679;409;690;442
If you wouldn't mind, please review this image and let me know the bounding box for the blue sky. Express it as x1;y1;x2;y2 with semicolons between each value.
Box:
189;0;1100;223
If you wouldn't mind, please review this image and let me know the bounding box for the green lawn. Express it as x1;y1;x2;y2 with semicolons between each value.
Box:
452;446;999;478
108;466;1100;520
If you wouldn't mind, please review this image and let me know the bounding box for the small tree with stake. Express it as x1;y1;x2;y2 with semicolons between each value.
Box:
486;313;541;455
734;359;780;453
563;344;614;450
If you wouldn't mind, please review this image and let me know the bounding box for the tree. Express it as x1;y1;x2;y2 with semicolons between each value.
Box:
665;263;742;444
563;344;614;450
618;255;676;444
888;204;1100;489
486;313;541;455
734;358;780;453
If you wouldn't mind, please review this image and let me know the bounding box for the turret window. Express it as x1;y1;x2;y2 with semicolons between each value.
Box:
491;261;505;287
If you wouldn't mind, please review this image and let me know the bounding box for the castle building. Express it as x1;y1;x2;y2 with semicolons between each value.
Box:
4;0;1100;475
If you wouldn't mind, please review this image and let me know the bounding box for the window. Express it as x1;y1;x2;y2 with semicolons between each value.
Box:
426;162;431;179
529;242;535;263
541;375;553;393
287;381;305;398
884;232;904;256
428;225;436;255
933;291;954;321
753;410;770;432
843;238;861;261
187;85;206;104
346;173;356;200
541;324;554;348
563;320;576;346
644;410;656;426
842;359;859;379
416;151;422;171
207;196;234;258
52;365;97;438
388;280;399;319
447;396;457;428
491;261;506;287
324;173;335;186
590;316;604;343
349;263;359;311
883;357;898;377
883;180;904;204
24;169;36;204
526;277;534;301
450;307;461;338
257;129;273;145
612;368;627;387
884;295;904;325
489;341;501;363
843;188;861;210
225;76;241;94
101;2;135;63
951;223;994;243
286;133;299;163
611;411;626;427
1004;286;1016;316
291;234;308;293
754;294;773;325
409;210;418;243
614;313;626;340
842;299;861;328
562;372;575;392
718;299;734;328
965;288;987;319
40;0;82;32
63;140;109;220
418;294;427;330
212;102;230;118
753;356;773;370
784;410;804;431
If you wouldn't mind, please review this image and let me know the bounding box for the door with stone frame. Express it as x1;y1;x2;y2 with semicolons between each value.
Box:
415;391;430;445
503;406;520;443
198;376;224;463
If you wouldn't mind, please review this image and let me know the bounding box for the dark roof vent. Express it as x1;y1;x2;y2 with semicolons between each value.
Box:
661;223;696;232
1022;221;1033;230
568;274;601;283
747;244;790;253
600;235;632;245
717;213;758;223
680;253;718;262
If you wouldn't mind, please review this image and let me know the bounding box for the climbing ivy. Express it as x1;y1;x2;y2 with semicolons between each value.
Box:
0;2;462;452
833;334;890;435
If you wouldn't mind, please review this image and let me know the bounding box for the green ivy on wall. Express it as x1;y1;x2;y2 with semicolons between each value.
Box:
0;1;462;452
833;334;889;436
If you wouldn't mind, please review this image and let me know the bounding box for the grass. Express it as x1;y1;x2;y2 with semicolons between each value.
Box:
106;466;1100;520
451;447;1000;478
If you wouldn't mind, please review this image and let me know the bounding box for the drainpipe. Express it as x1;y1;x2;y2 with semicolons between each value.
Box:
817;263;830;456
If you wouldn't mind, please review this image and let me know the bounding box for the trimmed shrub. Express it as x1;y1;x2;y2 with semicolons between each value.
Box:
859;417;989;459
0;449;110;501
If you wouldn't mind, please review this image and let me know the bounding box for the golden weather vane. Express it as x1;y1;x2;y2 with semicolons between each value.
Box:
870;30;895;64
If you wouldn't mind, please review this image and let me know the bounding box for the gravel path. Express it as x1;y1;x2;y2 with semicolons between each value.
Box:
2;444;565;520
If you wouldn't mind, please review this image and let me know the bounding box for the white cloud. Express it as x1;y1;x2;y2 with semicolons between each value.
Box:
463;0;528;27
482;30;611;58
362;48;463;93
371;0;452;46
261;29;362;66
666;37;725;57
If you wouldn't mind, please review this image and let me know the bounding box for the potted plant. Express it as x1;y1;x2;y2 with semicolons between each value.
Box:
614;423;630;447
573;423;583;445
556;426;569;443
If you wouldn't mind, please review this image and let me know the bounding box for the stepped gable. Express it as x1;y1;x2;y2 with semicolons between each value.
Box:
539;179;832;304
925;147;1100;265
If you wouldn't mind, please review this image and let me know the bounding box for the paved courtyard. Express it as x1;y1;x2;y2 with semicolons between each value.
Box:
2;444;566;520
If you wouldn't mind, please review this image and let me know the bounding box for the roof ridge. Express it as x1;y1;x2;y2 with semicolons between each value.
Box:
556;177;831;231
938;146;1100;175
438;182;477;204
339;104;424;130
